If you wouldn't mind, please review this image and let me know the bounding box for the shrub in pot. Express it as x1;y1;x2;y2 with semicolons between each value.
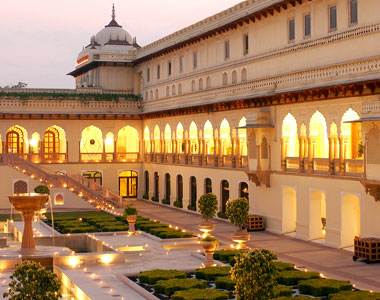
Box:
198;193;218;234
226;198;250;249
200;236;219;267
34;185;50;195
231;248;278;300
125;204;138;234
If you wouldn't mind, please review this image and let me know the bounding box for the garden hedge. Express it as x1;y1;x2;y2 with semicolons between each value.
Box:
271;296;312;300
172;288;229;300
298;279;352;297
274;261;295;271
213;249;243;262
273;285;294;297
154;278;206;296
138;270;187;285
215;276;235;291
195;267;231;281
277;270;320;285
329;291;380;300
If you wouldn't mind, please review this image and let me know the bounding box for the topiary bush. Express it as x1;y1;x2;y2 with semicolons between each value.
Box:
217;211;228;219
138;269;187;285
195;266;231;281
34;185;50;195
124;204;137;216
174;200;183;208
198;193;218;221
232;248;278;300
3;261;61;300
298;279;352;297
215;276;235;291
277;270;320;286
172;288;229;300
226;198;250;230
154;278;206;296
329;290;380;300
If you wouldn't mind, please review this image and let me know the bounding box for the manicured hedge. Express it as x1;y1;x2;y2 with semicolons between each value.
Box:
329;291;380;300
298;279;352;297
64;226;97;233
154;278;206;296
215;276;235;291
273;285;293;297
271;296;312;300
277;270;320;286
101;225;129;232
195;267;231;281
213;249;243;262
138;270;187;285
172;288;229;300
274;261;295;271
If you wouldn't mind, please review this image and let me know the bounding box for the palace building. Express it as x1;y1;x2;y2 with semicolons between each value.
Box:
1;0;380;249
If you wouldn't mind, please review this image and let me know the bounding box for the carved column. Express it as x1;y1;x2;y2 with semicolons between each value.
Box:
219;139;223;166
339;137;345;176
202;139;206;166
214;138;219;167
299;136;305;172
236;136;241;168
328;137;334;175
280;137;286;171
232;137;237;168
308;137;314;173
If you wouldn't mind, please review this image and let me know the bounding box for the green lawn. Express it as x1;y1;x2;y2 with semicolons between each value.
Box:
44;211;112;219
0;214;22;222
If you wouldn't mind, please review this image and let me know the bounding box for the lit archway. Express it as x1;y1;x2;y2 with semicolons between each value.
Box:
282;187;297;233
189;121;198;154
240;182;249;200
117;126;139;161
309;111;328;158
164;124;172;153
80;125;103;162
204;121;214;155
341;194;360;247
176;123;184;154
341;108;362;159
154;125;161;153
119;171;138;198
220;119;232;155
105;132;114;161
282;113;299;157
309;190;326;240
43;125;67;162
6;125;28;154
238;117;247;156
144;126;151;153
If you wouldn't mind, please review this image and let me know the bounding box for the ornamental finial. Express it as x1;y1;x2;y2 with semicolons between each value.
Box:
112;4;115;20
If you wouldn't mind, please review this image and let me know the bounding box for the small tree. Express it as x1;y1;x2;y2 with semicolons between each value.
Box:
34;185;50;195
4;260;61;300
124;204;137;216
226;198;249;230
231;249;278;300
198;193;218;221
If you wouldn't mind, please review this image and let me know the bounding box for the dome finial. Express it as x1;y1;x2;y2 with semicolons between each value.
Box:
112;3;116;20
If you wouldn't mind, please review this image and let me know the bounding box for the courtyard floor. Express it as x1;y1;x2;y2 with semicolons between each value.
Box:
130;200;380;293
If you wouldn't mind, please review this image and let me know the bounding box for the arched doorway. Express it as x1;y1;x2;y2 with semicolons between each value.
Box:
83;171;102;185
205;178;212;194
309;190;326;240
221;180;229;212
341;194;360;247
165;173;171;201
240;182;249;200
119;171;138;199
177;175;183;204
80;126;103;162
116;126;139;161
154;172;159;198
14;180;27;194
190;176;197;209
144;171;149;196
282;187;297;233
6;126;27;154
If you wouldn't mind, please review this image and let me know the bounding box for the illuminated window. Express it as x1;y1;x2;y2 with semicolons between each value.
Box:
54;193;64;205
204;120;214;155
119;171;138;198
282;113;299;157
44;127;60;154
83;171;102;185
6;126;26;154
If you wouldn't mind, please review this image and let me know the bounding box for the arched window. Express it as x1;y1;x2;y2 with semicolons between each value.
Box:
165;173;171;201
282;113;299;157
190;176;197;210
241;68;247;82
14;180;27;194
172;84;176;96
204;121;214;155
238;117;247;156
6;126;27;154
44;127;59;154
191;80;196;92
177;175;183;204
176;123;184;154
220;119;232;155
239;182;249;200
206;76;211;89
154;125;161;153
199;78;204;90
178;83;182;95
261;137;268;159
150;90;153;100
205;178;212;194
164;124;172;153
248;131;257;159
117;126;139;161
105;132;114;161
309;111;328;158
83;171;102;185
189;121;198;154
155;89;159;99
119;171;138;198
221;180;229;212
222;73;228;86
145;91;148;100
80;125;103;162
232;70;237;84
144;126;151;154
166;86;170;97
54;193;64;205
341;108;361;159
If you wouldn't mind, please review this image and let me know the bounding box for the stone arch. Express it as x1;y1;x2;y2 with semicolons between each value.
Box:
191;80;196;92
178;83;182;94
144;126;151;153
206;76;211;89
199;78;203;90
80;125;103;162
14;180;28;194
241;68;247;82
232;70;237;84
222;72;228;86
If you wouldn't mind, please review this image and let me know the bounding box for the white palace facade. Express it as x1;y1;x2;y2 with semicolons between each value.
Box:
1;0;380;248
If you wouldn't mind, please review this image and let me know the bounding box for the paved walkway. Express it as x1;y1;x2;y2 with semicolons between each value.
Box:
131;200;380;293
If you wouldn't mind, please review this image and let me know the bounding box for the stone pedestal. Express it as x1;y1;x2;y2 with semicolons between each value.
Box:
232;229;250;250
127;215;137;235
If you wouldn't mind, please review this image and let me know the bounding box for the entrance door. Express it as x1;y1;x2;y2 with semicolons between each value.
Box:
119;171;138;198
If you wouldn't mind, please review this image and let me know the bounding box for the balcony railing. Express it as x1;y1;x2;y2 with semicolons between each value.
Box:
5;153;68;164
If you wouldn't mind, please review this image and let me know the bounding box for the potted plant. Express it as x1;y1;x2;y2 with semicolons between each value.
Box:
200;236;219;267
34;185;50;195
226;198;250;249
198;193;218;234
125;204;138;234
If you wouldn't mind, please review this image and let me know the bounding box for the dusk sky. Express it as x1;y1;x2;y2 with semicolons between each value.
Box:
0;0;242;89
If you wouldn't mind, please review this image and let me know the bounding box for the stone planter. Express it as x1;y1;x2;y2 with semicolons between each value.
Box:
198;220;215;234
202;241;217;267
232;229;250;250
126;214;137;234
